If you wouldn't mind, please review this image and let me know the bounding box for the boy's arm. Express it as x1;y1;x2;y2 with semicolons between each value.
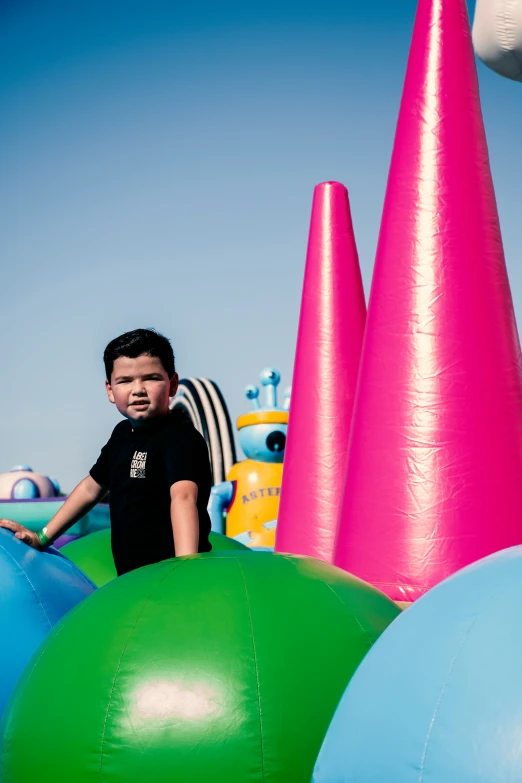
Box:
170;481;199;557
0;475;107;549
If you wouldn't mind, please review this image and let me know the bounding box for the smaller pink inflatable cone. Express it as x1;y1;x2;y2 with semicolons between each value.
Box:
276;182;366;563
334;0;522;602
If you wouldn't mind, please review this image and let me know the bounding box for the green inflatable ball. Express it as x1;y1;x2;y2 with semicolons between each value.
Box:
61;528;249;587
0;552;400;783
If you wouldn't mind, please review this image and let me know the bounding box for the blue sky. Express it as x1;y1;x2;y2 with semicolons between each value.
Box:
1;0;520;490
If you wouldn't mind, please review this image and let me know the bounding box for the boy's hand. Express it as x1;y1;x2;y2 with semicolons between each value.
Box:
0;519;42;550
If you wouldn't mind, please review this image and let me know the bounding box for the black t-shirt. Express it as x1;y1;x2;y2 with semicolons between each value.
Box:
90;408;212;576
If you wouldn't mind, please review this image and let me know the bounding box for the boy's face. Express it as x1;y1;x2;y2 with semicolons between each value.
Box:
106;354;178;427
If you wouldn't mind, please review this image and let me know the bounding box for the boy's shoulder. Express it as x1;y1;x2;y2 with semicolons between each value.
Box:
113;419;132;435
159;410;209;455
164;407;202;440
106;419;132;444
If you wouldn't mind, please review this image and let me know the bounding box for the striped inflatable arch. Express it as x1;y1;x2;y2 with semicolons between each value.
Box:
171;378;237;485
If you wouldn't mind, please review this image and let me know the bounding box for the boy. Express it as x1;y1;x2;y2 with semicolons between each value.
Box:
0;329;212;575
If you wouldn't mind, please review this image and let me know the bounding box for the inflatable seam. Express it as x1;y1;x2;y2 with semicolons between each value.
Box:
418;616;478;781
322;581;374;652
0;543;52;631
98;559;187;778
236;559;266;782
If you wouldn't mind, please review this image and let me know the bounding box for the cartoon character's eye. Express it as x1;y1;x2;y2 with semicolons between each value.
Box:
266;431;286;453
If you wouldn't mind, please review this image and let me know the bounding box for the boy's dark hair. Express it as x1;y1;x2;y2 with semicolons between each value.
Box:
104;329;176;381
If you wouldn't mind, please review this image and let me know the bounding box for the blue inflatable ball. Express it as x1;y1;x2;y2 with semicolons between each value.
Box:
0;529;95;717
313;546;522;783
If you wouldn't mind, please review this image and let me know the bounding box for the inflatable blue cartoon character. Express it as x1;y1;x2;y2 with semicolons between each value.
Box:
208;368;290;548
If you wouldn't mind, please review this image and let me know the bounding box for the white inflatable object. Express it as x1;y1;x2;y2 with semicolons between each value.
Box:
473;0;522;81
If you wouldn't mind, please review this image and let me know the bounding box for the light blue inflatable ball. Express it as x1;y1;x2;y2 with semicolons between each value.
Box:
0;529;96;717
313;545;522;783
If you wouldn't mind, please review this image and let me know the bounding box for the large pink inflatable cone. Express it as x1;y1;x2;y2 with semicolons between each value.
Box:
276;182;366;563
334;0;522;602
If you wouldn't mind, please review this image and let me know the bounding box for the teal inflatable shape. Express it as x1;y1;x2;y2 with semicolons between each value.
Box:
0;499;110;537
